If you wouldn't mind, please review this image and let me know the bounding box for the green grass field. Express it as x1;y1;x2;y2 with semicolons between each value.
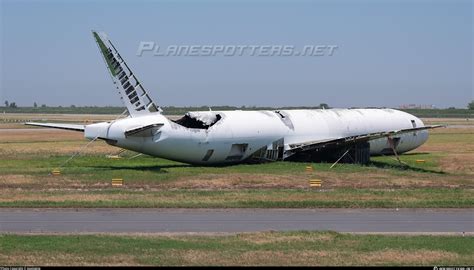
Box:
0;122;473;208
0;153;472;208
1;232;472;266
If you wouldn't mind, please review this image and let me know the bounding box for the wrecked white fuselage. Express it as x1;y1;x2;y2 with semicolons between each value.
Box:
84;108;429;165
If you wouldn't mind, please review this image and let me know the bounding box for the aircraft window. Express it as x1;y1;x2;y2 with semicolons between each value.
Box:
128;91;137;99
123;81;131;89
411;120;416;128
125;86;135;95
130;96;139;103
118;71;126;80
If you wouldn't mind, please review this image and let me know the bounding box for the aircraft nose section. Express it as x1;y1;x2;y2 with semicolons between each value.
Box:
84;122;111;140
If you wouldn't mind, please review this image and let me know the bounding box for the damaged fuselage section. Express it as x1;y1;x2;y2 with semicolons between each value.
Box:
139;109;431;166
285;141;372;165
173;112;222;129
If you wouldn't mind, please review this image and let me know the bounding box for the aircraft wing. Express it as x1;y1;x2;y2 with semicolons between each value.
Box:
286;125;444;155
25;122;85;132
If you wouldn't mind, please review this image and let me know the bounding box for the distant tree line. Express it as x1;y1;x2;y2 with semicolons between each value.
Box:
3;100;17;108
3;101;79;110
1;101;473;118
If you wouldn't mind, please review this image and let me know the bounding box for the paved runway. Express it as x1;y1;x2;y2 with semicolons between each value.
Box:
0;208;472;234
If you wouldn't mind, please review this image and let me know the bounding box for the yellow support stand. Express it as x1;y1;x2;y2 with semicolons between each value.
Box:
305;166;314;172
309;179;322;187
416;160;426;163
51;169;61;176
112;178;123;186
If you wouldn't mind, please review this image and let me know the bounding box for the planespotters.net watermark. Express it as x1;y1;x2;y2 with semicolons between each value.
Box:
136;42;339;57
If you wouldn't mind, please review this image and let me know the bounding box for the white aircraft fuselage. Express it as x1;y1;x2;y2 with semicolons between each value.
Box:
85;108;428;165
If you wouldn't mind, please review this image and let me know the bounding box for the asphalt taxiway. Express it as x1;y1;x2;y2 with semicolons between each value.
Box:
0;208;472;234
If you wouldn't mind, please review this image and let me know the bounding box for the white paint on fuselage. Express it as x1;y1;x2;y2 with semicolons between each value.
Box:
85;108;429;165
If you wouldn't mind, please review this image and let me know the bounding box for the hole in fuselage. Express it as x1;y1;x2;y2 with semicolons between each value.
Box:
173;113;222;129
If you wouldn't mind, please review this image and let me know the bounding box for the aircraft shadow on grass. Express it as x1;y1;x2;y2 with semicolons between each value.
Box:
368;160;445;174
368;152;446;174
91;163;193;173
88;151;445;175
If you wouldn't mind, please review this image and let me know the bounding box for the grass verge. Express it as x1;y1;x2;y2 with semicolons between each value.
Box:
1;232;472;266
0;188;472;208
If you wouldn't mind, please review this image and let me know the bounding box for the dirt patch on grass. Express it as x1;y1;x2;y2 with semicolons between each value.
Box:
166;249;444;266
0;247;465;266
165;171;472;190
360;249;459;265
422;118;474;126
168;173;308;189
1;169;472;192
418;142;474;154
0;129;83;142
0;174;88;189
0;192;130;202
162;248;463;266
0;141;115;155
438;153;474;175
238;232;335;245
0;174;37;185
0;252;138;266
236;250;334;266
166;249;323;265
0;128;117;155
0;123;36;129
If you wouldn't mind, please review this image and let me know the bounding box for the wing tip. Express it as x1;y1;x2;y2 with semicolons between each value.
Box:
24;122;85;132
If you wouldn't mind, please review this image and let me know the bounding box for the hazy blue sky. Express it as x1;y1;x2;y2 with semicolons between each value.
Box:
1;0;472;108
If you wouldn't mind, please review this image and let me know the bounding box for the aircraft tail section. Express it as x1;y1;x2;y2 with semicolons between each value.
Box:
92;31;161;116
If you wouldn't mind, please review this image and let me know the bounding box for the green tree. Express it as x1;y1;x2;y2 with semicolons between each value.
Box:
4;100;8;107
34;102;37;108
319;103;329;109
468;101;474;110
9;102;17;108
